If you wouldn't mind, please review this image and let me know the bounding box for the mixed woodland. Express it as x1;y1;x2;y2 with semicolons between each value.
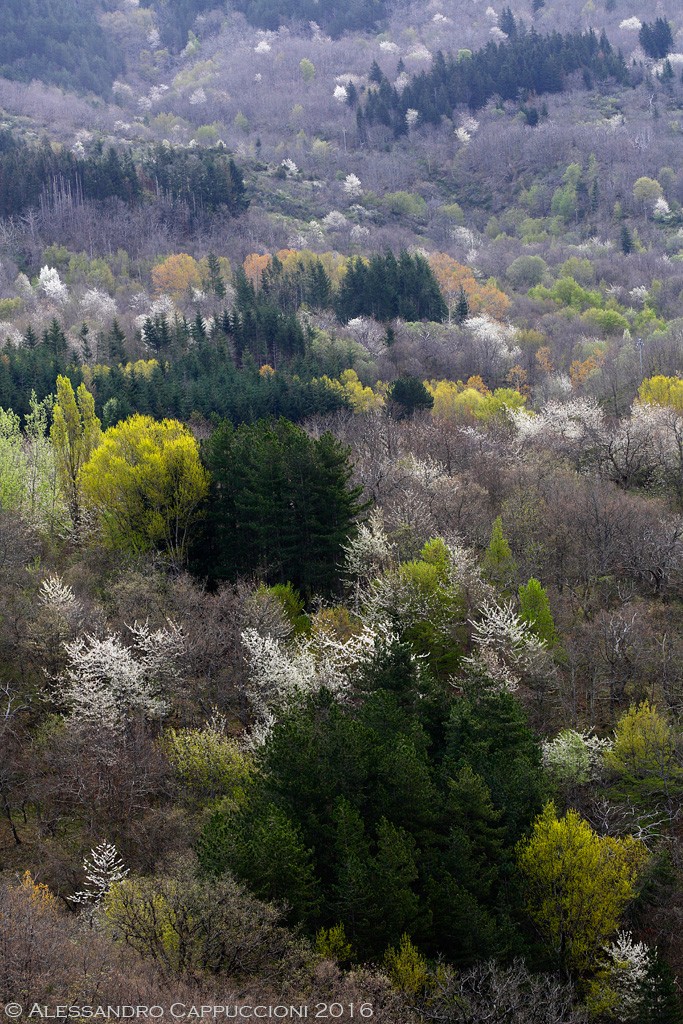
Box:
3;0;683;1021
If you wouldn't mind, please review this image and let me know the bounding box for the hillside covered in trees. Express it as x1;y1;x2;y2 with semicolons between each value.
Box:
3;0;683;1022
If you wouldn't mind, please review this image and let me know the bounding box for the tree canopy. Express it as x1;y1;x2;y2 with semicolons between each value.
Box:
80;413;209;564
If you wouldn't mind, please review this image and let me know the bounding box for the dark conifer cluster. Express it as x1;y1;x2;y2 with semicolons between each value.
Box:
0;136;248;220
363;27;628;133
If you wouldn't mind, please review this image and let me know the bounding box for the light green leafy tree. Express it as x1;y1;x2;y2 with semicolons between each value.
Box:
517;803;647;976
50;376;101;528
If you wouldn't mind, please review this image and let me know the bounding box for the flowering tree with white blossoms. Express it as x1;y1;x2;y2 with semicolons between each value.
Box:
542;729;613;789
343;174;362;198
465;315;521;378
595;932;655;1021
68;840;128;925
323;210;349;230
240;620;394;737
38;266;68;304
465;600;547;690
80;289;117;328
343;509;396;593
56;621;184;733
511;397;606;447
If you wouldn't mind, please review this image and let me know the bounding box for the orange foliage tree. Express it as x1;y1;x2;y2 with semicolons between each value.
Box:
243;253;272;291
151;253;202;299
428;253;510;321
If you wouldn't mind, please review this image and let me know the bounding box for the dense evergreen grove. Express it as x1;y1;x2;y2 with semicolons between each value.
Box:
364;27;628;132
199;650;545;962
335;252;447;323
139;0;224;51
0;0;123;96
639;18;674;60
0;340;349;425
0;136;248;220
198;418;365;595
231;0;388;37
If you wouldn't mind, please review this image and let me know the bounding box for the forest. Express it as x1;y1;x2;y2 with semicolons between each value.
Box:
2;0;683;1022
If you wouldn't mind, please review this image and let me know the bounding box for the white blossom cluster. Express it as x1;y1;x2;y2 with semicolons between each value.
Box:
604;932;654;1021
68;840;128;922
323;210;349;230
240;620;394;732
343;510;396;587
38;266;69;304
542;729;613;787
406;44;431;61
39;575;80;616
80;289;117;325
343;173;362;198
57;621;184;733
254;39;271;53
511;397;604;443
465;600;546;691
653;196;671;220
281;158;298;177
333;85;348;103
0;325;22;348
465;314;521;369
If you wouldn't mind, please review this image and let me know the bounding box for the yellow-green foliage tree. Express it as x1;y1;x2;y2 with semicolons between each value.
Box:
383;933;430;995
426;379;527;423
162;718;252;806
606;701;681;797
80;414;210;564
637;375;683;412
517;803;647;976
319;370;385;413
50;376;101;527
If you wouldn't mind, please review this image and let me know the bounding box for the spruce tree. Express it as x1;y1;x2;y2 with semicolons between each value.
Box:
205;252;226;298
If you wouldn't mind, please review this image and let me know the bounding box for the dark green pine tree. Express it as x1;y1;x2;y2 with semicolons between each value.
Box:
620;222;634;255
43;318;67;356
227;158;249;214
498;6;517;36
388;375;434;419
205;252;226;298
639;18;674;59
330;798;377;947
23;325;38;349
191;311;207;344
198;799;321;926
108;318;127;362
370;817;421;949
78;322;92;362
198;418;364;596
454;288;470;324
369;59;384;84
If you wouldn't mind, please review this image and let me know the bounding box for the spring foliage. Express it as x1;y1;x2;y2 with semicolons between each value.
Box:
81;414;209;564
517;803;647;974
